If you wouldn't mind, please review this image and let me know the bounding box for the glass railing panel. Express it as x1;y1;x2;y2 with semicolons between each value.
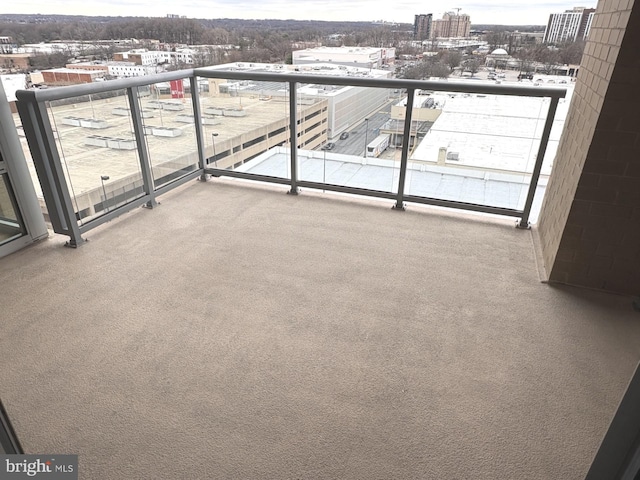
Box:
197;76;291;179
404;91;565;217
137;80;199;188
46;89;144;223
298;85;397;193
0;173;26;246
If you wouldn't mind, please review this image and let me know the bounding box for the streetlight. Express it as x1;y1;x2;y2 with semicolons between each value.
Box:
363;118;370;158
100;175;110;212
211;133;218;167
232;84;242;108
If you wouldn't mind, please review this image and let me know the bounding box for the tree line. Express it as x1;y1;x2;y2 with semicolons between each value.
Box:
0;15;415;67
0;14;585;75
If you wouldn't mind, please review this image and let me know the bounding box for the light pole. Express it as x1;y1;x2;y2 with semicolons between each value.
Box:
100;175;110;212
364;118;369;158
235;85;242;108
211;133;218;167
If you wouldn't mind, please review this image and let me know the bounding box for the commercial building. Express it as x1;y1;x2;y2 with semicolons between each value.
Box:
292;46;395;70
41;68;106;85
414;14;433;41
379;92;444;148
65;61;162;78
113;48;196;67
0;54;31;72
543;7;596;43
0;74;27;112
431;12;472;39
0;36;16;55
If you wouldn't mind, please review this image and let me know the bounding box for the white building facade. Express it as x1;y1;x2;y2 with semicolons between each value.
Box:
543;7;596;43
292;47;395;69
114;49;196;67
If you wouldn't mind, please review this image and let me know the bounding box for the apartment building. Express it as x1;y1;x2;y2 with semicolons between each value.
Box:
543;7;596;43
431;12;472;39
414;14;433;41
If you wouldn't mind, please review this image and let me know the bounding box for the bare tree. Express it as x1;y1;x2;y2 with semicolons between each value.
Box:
442;51;462;71
463;58;481;77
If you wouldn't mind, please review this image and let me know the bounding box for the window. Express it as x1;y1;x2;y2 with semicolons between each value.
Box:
268;127;286;138
242;135;266;149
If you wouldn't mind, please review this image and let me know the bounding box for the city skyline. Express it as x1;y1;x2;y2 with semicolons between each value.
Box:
2;1;597;26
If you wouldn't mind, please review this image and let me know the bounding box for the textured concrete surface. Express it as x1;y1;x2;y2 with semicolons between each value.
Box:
1;179;639;479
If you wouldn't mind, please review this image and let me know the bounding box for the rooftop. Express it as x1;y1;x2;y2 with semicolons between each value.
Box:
238;147;548;222
1;178;637;478
411;80;573;176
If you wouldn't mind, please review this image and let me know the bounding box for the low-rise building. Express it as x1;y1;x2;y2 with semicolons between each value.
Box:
0;54;32;72
292;46;395;69
0;36;17;54
41;68;105;86
113;48;197;67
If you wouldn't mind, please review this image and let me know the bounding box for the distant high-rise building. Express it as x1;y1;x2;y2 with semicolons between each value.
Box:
414;14;433;41
543;7;596;43
431;12;471;39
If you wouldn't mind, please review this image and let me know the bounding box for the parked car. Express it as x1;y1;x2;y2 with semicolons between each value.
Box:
340;132;350;140
321;142;335;151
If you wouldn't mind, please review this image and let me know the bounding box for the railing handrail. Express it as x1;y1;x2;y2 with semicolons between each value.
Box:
16;68;195;103
195;67;567;99
16;66;567;104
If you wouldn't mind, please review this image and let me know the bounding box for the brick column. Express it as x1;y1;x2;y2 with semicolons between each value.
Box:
536;0;640;294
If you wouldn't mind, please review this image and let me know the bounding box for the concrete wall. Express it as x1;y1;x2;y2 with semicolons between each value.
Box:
537;0;640;294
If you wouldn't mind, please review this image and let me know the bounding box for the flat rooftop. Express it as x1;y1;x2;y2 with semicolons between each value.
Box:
411;80;573;175
239;147;547;222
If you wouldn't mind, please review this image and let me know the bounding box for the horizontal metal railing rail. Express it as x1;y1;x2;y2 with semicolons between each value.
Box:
16;68;566;247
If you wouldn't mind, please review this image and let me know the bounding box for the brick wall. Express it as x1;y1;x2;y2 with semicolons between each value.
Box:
537;0;640;294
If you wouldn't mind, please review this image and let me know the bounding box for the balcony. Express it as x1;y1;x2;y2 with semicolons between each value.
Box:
1;177;639;478
3;65;640;478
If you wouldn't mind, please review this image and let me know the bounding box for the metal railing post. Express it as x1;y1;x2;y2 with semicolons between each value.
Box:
517;97;560;229
288;81;299;195
189;75;207;181
127;86;157;208
394;88;416;211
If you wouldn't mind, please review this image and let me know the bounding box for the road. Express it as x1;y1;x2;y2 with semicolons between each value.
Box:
327;100;394;157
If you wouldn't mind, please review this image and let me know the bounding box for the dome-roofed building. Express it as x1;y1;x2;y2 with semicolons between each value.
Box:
486;48;514;69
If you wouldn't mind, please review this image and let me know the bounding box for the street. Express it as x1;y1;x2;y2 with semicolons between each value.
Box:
327;100;393;156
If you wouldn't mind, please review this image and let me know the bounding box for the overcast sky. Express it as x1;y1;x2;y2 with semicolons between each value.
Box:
3;1;598;26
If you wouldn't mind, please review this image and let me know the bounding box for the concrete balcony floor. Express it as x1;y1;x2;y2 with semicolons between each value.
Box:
1;179;639;479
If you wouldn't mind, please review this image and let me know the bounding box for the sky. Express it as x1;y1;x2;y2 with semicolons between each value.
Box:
2;1;598;26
